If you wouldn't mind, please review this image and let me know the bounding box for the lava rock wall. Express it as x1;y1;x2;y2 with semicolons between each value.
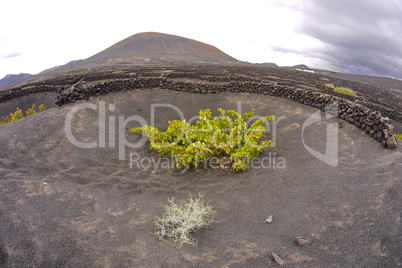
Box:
52;77;398;149
0;74;398;149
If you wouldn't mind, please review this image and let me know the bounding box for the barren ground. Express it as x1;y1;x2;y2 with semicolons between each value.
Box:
0;66;401;267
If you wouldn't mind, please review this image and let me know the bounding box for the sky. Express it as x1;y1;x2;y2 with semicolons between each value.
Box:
1;0;401;79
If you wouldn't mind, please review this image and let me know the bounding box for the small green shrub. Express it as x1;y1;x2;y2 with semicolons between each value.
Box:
0;107;23;125
0;104;46;125
325;83;357;96
25;104;37;116
39;104;46;112
155;194;216;247
334;87;357;96
394;133;402;141
130;108;277;172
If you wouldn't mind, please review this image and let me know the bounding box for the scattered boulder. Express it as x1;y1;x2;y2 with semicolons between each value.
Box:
387;136;398;149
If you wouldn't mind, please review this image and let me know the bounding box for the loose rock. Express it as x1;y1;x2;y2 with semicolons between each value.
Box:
387;136;398;149
295;237;311;246
272;252;284;266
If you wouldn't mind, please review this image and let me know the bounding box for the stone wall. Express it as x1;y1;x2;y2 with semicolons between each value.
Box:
52;77;398;149
0;73;398;149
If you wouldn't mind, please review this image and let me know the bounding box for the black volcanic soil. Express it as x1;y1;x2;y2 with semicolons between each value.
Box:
0;66;401;267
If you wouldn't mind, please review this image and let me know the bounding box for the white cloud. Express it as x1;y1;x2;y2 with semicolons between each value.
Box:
0;0;310;77
1;0;400;78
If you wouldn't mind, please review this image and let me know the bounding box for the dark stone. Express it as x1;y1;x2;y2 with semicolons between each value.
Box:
387;137;398;149
382;140;388;147
376;133;383;141
383;129;390;139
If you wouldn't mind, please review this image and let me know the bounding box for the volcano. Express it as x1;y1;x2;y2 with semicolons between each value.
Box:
86;32;237;64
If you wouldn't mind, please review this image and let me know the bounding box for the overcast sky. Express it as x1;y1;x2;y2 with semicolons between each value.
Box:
1;0;401;79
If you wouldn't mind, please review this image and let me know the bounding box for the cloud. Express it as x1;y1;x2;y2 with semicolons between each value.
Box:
279;0;402;78
2;52;22;59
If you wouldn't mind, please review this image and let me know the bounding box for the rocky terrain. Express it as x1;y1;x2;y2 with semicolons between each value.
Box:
1;65;400;147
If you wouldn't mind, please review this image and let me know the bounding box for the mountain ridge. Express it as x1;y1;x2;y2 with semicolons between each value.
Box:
86;32;237;64
0;73;33;90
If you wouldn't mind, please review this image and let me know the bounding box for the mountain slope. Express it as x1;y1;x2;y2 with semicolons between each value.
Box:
1;32;238;88
86;32;237;63
0;73;33;90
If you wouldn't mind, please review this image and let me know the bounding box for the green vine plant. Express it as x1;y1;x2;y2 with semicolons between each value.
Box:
0;104;46;125
394;133;402;141
325;83;357;96
130;108;277;172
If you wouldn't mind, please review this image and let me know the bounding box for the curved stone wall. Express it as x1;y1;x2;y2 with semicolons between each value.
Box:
0;73;398;149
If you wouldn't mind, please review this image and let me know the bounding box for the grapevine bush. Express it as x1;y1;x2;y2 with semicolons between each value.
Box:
130;108;277;172
325;83;357;96
0;104;46;125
